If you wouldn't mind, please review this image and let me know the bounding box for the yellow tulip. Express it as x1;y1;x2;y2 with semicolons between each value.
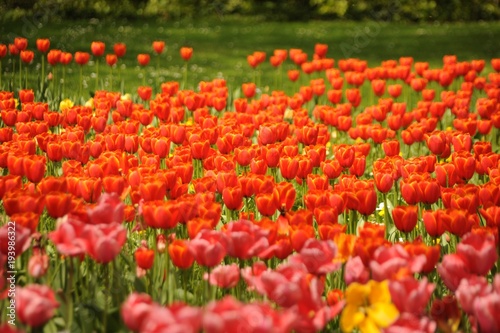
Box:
340;280;399;333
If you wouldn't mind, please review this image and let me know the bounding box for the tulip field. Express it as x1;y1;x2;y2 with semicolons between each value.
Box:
1;21;500;333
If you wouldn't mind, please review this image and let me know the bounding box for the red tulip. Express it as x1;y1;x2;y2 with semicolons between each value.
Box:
106;54;117;66
113;42;126;58
36;38;50;53
91;41;105;57
74;51;90;66
222;185;244;211
14;37;28;51
0;44;7;58
137;86;152;101
392;205;418;233
135;244;155;270
20;50;34;64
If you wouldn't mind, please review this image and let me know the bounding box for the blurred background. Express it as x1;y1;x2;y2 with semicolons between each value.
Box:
2;0;500;22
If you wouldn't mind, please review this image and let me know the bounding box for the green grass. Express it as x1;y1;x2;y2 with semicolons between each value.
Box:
1;16;500;103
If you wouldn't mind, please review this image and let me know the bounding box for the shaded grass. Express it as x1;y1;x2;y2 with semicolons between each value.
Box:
1;16;500;103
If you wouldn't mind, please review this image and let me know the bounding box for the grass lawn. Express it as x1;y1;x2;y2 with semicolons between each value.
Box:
1;16;500;103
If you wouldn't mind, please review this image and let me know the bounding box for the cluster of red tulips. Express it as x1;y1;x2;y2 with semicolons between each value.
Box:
0;35;500;332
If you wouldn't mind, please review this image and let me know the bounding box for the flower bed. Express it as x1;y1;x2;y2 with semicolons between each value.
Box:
0;38;500;332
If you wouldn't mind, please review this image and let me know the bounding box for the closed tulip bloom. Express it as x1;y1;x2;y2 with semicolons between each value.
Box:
189;230;227;267
0;44;7;58
60;52;72;65
84;222;127;264
14;37;28;51
180;47;193;61
473;291;500;333
205;263;240;289
36;38;50;53
222;186;243;211
47;49;61;66
137;53;150;66
152;41;165;54
137;86;152;101
121;293;154;332
135;244;155;270
16;284;59;327
91;41;105;57
242;82;256;98
74;51;90;66
168;239;195;269
113;42;126;57
20;50;34;64
392;205;418;233
106;54;117;66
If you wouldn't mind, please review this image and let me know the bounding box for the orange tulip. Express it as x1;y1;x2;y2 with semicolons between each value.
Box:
106;54;117;66
59;52;72;65
168;239;194;269
137;53;150;66
47;49;61;66
180;47;193;61
152;41;165;55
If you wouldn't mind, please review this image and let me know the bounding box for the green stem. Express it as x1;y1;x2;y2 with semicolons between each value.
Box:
65;258;74;331
95;58;99;91
19;57;22;89
41;56;44;90
183;62;188;89
383;193;391;240
79;66;83;102
62;66;66;98
103;263;111;332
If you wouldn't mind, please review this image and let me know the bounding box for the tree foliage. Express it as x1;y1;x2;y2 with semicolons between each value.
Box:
1;0;499;21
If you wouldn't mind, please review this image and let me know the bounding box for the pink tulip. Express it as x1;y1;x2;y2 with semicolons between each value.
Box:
224;219;269;260
0;223;31;257
370;244;426;281
456;275;491;315
28;248;49;278
189;230;227;267
344;256;370;285
456;231;498;276
84;222;127;264
385;313;436;333
87;192;124;225
473;292;500;333
121;293;154;331
49;217;89;257
389;276;435;315
16;284;59;327
289;239;340;275
205;263;240;289
437;253;473;292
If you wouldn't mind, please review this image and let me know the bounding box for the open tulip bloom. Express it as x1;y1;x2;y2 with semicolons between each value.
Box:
1;34;500;333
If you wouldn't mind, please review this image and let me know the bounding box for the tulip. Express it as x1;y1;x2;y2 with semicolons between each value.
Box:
16;284;59;327
392;205;418;233
205;263;240;289
189;230;227;268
